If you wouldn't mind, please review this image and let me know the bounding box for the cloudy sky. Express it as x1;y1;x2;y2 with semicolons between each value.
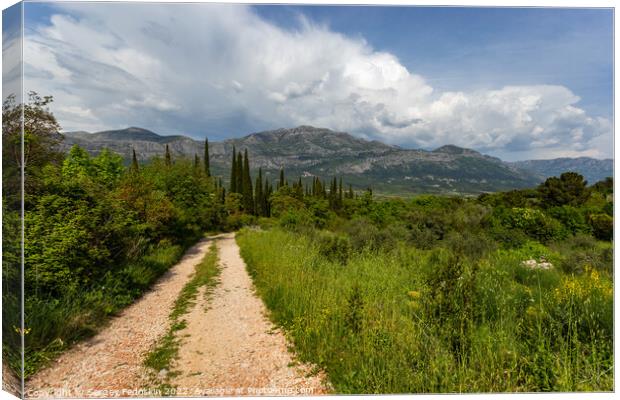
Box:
4;3;614;160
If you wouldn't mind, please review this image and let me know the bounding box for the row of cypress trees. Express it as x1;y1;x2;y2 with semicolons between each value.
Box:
229;145;275;216
144;139;359;217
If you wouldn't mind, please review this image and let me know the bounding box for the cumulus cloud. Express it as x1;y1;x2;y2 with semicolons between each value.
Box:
22;3;611;159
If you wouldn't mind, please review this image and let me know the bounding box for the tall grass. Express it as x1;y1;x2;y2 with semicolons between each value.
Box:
237;228;613;393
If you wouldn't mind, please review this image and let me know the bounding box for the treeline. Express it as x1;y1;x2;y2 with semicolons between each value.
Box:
219;144;359;218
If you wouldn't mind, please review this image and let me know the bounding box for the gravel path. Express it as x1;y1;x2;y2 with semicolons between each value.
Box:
3;363;22;398
170;233;327;396
25;238;214;398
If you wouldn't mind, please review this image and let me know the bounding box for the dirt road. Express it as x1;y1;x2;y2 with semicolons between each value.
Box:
25;233;326;397
170;233;326;396
25;238;214;398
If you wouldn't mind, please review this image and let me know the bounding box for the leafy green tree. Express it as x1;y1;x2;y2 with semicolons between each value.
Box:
92;149;124;187
589;213;613;241
538;172;590;207
591;177;613;195
62;145;92;181
3;92;63;204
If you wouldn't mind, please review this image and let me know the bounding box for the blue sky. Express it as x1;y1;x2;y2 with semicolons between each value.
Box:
7;3;614;160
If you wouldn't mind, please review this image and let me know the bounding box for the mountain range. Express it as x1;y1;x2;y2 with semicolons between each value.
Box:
62;126;613;195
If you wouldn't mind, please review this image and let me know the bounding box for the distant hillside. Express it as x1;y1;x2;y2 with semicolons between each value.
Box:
510;158;613;185
63;126;550;194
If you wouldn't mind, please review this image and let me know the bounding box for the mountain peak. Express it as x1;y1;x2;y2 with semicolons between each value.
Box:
433;144;480;156
94;127;163;141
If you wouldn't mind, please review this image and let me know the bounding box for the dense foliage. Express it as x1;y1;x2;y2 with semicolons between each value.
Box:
236;171;613;393
2;94;233;377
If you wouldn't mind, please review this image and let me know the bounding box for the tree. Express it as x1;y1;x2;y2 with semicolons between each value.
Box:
348;184;354;199
131;149;139;172
279;168;285;189
92;149;124;187
204;137;211;177
537;172;590;207
242;149;254;213
165;144;172;166
229;146;237;193
62;145;92;181
3;92;63;203
590;213;613;241
264;179;273;217
194;154;200;171
236;151;243;194
255;168;264;216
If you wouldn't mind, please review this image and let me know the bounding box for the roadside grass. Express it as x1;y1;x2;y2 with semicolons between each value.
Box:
143;240;220;388
236;228;613;393
24;242;188;379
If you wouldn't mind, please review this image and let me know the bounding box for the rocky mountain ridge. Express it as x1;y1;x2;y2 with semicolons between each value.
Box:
61;126;611;194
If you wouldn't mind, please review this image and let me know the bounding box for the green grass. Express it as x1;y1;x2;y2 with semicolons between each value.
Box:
236;228;613;393
144;240;220;386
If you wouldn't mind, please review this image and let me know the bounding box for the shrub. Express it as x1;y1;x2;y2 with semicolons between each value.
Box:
316;232;352;265
589;213;613;241
443;231;497;260
501;207;567;243
547;205;591;236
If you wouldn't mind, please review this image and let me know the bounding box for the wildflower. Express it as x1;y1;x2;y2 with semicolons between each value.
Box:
13;326;31;335
408;290;422;299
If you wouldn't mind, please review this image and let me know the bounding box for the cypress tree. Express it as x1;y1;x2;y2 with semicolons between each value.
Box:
255;168;264;216
278;168;285;189
348;184;354;199
230;146;237;193
194;154;200;170
339;177;343;207
236;151;243;194
131;148;139;172
242;149;254;213
165;144;171;166
265;181;273;217
204;137;211;177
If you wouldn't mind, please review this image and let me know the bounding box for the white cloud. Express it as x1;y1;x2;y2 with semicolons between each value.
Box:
22;3;612;159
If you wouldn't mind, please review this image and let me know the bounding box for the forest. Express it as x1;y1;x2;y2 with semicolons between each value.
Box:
3;93;614;392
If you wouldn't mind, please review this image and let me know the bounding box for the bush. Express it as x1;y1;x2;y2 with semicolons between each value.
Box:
500;207;567;243
278;209;313;231
443;231;497;260
316;232;352;265
547;205;591;236
589;213;613;241
554;235;613;275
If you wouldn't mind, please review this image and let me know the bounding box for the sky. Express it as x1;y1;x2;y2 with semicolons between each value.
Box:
2;2;614;161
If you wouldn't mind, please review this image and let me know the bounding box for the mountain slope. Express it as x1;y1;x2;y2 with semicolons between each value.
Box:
62;126;552;194
510;158;613;184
